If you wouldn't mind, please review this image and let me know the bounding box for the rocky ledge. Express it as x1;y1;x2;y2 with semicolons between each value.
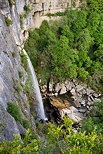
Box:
42;80;102;124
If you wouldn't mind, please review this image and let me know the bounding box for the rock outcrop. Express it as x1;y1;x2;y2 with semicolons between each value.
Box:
42;80;101;124
42;79;101;108
49;96;83;123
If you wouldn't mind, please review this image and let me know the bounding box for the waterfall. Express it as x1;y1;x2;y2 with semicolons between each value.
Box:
23;49;47;120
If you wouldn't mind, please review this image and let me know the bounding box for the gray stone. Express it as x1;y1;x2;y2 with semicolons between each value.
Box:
60;106;83;122
87;101;93;106
65;80;71;91
93;93;99;98
0;104;20;141
78;108;87;113
49;84;53;92
71;88;76;95
86;89;94;95
59;84;67;94
80;100;86;105
16;121;26;135
55;83;61;93
74;101;81;108
82;89;86;94
76;85;83;92
88;97;92;102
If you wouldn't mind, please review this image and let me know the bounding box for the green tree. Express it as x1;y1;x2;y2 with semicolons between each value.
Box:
87;12;100;35
61;25;74;47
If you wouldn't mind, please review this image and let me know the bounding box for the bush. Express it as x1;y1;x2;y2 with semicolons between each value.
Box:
20;14;28;19
81;98;103;134
23;5;31;13
7;102;22;122
0;117;103;153
20;53;28;71
22;119;31;129
15;85;22;93
0;130;38;154
4;16;13;26
18;71;24;78
19;14;28;29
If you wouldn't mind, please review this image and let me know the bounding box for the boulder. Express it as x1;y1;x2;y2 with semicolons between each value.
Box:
65;80;72;91
78;107;87;113
49;84;53;92
86;89;94;95
76;85;83;92
55;83;61;93
71;88;76;95
80;100;86;106
60;106;83;122
59;84;67;94
50;96;70;109
74;101;81;108
93;93;99;98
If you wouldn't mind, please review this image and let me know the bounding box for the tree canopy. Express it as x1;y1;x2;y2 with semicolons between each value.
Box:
24;0;103;92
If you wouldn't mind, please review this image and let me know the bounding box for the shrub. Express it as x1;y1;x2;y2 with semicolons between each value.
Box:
0;117;103;153
20;53;28;71
19;14;28;29
24;5;31;13
18;71;24;78
7;102;22;122
21;119;31;129
4;16;13;26
15;85;22;93
0;130;39;153
20;14;28;19
81;98;103;134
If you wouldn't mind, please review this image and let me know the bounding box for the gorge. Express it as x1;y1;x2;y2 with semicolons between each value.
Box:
0;0;103;150
0;0;84;141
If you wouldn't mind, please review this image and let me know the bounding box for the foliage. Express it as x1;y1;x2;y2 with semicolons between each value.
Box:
4;16;13;26
20;53;28;71
7;102;22;122
24;5;31;13
81;98;103;134
46;11;66;17
19;14;28;29
21;119;31;129
0;130;38;154
18;71;24;78
0;117;103;154
24;1;103;91
87;0;103;13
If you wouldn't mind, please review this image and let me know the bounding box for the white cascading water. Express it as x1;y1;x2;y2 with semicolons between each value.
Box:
23;49;47;120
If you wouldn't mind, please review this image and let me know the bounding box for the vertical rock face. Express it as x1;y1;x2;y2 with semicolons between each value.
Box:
0;0;82;140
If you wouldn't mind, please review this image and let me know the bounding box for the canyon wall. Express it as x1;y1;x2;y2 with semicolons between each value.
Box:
0;0;82;141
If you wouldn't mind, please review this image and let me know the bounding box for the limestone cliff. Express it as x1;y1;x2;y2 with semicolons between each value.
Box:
0;0;82;141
